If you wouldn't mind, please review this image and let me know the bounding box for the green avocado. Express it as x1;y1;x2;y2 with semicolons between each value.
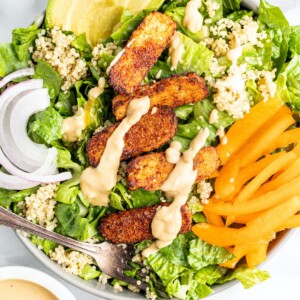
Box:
45;0;165;46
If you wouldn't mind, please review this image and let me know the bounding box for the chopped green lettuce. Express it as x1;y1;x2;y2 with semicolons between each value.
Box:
188;239;234;270
0;43;29;77
130;188;163;208
80;264;101;280
109;183;133;210
30;235;57;255
33;61;62;100
167;32;214;76
55;202;106;241
216;264;270;289
111;10;151;45
27;107;63;145
0;186;39;208
277;54;300;110
222;0;241;14
289;26;300;56
71;33;92;59
54;90;77;117
55;176;80;204
12;22;40;61
258;0;291;75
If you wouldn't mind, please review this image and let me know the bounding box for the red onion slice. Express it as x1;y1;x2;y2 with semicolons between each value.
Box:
0;172;39;190
9;88;50;164
0;148;72;183
0;68;35;89
0;79;45;171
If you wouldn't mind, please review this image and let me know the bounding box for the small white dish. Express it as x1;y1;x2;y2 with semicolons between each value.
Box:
0;266;76;300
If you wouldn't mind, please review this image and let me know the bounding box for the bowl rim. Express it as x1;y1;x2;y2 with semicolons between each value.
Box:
0;265;76;300
18;0;294;299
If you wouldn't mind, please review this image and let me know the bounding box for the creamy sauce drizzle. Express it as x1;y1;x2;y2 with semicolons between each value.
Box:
80;96;150;206
165;141;182;164
183;0;203;33
106;39;135;74
0;279;58;300
209;109;219;124
169;31;184;71
62;78;105;142
143;128;210;257
216;126;227;145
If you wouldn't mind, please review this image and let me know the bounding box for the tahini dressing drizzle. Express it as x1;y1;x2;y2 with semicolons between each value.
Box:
169;31;184;71
61;78;105;142
80;96;150;206
183;0;203;33
143;128;210;257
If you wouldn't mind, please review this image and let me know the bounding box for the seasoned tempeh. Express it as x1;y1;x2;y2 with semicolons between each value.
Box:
99;203;192;244
112;73;209;121
108;12;177;94
127;146;221;191
87;106;177;167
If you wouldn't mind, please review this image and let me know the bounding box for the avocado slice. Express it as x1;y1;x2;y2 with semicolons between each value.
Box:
45;0;164;46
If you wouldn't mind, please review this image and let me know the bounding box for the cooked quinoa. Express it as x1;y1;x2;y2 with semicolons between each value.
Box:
32;27;88;91
24;183;58;231
49;245;94;276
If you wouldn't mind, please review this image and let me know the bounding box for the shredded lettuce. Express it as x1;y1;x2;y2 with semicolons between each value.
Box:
55;176;80;205
54;90;77;117
30;235;57;255
130;188;163;208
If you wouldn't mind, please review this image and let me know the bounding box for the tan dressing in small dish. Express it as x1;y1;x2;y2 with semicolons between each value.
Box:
0;279;58;300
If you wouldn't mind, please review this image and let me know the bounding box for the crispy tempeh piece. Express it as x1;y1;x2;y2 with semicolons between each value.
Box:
87;106;177;167
99;203;192;244
108;12;177;94
127;146;221;191
112;73;209;121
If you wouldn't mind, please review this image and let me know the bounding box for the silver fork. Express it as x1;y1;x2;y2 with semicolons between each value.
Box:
0;206;167;296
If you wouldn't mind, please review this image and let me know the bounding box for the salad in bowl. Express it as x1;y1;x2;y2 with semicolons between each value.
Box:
1;0;300;299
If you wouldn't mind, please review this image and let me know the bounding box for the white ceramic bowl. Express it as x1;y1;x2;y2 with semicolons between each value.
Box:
0;266;76;300
15;0;297;299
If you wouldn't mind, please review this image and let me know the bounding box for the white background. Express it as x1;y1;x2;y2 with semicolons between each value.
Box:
1;1;300;300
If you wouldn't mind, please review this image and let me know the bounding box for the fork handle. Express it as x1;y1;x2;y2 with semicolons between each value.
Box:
0;206;98;256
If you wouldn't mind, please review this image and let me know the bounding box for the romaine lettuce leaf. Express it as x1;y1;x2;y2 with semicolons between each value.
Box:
55;145;82;174
147;252;186;286
148;60;176;81
166;7;204;42
110;183;133;210
54;90;77;117
71;33;92;60
111;10;151;45
30;235;57;255
80;264;101;280
12;22;40;62
222;0;241;14
0;43;29;77
216;264;270;289
0;186;39;208
277;54;300;110
188;238;234;270
55;202;106;241
27;107;63;145
130;188;163;208
195;265;226;285
159;233;195;268
167;32;214;76
289;26;300;57
258;0;291;74
33;61;62;100
55;176;80;205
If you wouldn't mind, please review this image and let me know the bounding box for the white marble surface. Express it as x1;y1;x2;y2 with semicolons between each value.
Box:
1;1;300;300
